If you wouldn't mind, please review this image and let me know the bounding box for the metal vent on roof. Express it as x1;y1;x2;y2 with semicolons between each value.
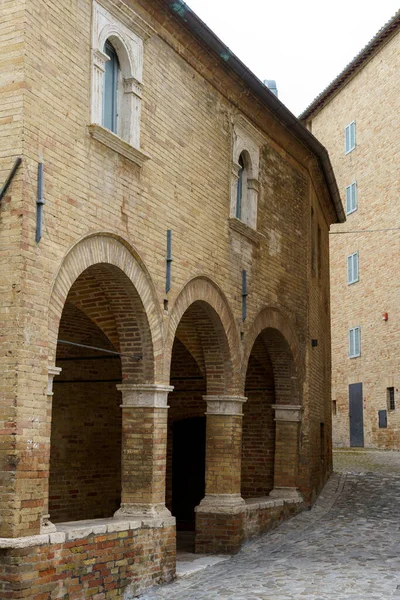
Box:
263;80;278;97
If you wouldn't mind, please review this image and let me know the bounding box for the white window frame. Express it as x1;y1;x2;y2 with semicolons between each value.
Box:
88;0;154;166
345;181;358;215
230;117;262;231
347;251;359;285
349;326;361;358
345;121;356;154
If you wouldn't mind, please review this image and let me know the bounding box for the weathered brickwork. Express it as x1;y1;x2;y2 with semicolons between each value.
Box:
0;524;175;600
0;0;340;595
303;19;400;449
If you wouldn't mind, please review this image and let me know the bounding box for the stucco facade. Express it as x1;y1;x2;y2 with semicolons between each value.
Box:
302;13;400;449
0;0;341;596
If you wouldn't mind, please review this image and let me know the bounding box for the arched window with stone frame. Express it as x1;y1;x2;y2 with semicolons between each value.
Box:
231;147;259;229
89;0;154;166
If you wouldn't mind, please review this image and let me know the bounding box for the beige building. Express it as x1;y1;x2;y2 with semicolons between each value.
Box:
301;12;400;448
1;0;342;596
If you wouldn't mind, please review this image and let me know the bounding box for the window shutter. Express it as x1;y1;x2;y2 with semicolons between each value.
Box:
350;122;356;150
345;126;350;153
353;252;359;281
352;182;357;211
347;255;353;283
355;327;360;356
349;329;354;357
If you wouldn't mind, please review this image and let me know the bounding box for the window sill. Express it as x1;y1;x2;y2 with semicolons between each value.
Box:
88;124;151;167
228;217;264;245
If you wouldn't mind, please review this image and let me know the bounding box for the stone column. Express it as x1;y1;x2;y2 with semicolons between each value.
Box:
123;76;143;148
114;384;173;520
41;366;62;533
269;404;303;501
91;49;109;124
195;395;247;554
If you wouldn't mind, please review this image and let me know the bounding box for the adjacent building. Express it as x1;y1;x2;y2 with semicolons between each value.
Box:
0;0;342;596
301;12;400;448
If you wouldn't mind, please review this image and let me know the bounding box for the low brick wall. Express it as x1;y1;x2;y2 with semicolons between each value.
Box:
0;518;176;599
195;497;304;555
244;497;304;540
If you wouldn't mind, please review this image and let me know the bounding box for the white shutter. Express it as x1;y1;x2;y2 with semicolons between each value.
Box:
354;327;361;356
351;182;357;211
349;329;354;357
353;252;359;281
350;122;356;150
345;125;350;153
345;122;356;153
348;255;353;283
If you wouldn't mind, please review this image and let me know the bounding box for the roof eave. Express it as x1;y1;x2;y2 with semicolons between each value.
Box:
162;0;345;223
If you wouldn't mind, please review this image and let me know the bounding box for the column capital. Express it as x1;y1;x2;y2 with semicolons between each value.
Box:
117;383;174;408
204;395;247;416
272;404;302;422
93;48;109;71
124;76;142;98
47;366;62;396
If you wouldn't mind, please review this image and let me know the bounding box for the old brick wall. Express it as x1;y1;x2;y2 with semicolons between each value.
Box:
0;524;175;600
0;0;336;585
241;337;275;498
49;304;122;523
307;28;400;448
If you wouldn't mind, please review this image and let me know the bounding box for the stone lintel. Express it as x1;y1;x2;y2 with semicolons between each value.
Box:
117;383;174;408
269;487;304;501
114;503;172;520
272;404;302;422
195;494;246;515
204;395;247;416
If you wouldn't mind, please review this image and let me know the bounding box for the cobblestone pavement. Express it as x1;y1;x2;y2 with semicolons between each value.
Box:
140;451;400;599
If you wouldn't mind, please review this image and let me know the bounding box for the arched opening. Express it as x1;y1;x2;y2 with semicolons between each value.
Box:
49;262;154;523
242;327;300;499
166;300;232;550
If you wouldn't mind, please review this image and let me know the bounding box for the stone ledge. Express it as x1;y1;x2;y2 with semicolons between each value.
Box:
228;217;265;245
88;124;151;167
0;515;176;548
245;495;303;513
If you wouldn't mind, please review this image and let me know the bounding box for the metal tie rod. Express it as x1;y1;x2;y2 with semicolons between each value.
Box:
57;339;142;360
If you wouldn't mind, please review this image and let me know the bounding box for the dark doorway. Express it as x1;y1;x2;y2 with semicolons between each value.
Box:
172;416;206;531
349;382;364;447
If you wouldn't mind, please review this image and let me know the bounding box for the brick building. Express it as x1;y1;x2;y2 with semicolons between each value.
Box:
1;0;343;596
301;12;400;449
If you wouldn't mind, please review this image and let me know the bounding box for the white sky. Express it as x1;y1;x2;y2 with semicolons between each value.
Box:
185;0;399;116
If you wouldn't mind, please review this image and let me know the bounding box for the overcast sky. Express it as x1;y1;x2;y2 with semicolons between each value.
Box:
186;0;399;116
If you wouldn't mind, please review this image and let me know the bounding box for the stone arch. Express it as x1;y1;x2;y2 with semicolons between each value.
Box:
242;307;304;401
165;276;241;395
48;233;163;383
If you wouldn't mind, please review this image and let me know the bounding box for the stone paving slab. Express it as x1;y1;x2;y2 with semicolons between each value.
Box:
139;451;400;599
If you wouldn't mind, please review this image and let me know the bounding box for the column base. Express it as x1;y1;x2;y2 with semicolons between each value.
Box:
40;514;57;534
114;503;172;521
269;487;303;501
195;494;245;554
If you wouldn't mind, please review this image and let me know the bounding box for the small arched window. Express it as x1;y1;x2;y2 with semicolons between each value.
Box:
236;154;245;219
102;41;119;134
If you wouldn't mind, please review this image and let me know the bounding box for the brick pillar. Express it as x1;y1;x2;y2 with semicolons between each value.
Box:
114;384;173;520
269;404;303;501
195;395;247;554
41;365;62;533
